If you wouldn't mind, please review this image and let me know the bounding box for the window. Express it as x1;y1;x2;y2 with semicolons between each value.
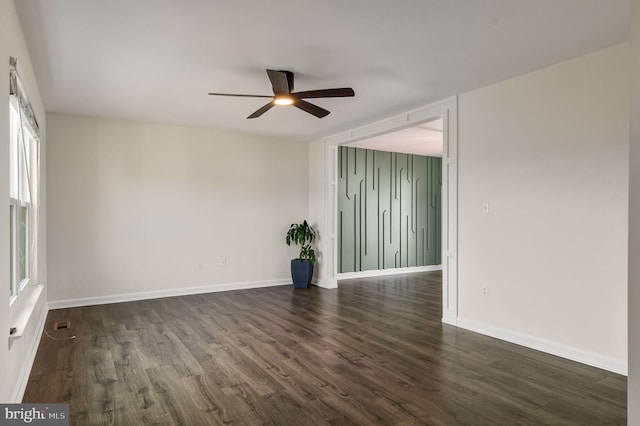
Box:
9;58;40;305
9;99;38;304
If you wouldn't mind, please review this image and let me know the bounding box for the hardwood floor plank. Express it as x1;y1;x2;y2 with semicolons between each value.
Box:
23;272;626;425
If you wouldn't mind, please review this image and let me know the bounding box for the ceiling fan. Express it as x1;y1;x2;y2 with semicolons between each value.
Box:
208;69;355;119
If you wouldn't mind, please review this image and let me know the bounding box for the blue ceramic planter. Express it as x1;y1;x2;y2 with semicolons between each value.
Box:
291;259;314;288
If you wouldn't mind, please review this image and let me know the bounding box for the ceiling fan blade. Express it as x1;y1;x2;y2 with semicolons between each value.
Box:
208;92;273;98
294;99;330;118
266;69;292;95
292;88;355;99
247;102;275;119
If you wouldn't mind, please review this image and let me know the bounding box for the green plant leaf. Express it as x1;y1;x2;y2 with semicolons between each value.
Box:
285;220;317;263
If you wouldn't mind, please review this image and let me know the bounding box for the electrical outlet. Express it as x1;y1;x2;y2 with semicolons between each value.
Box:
219;257;227;267
481;286;488;296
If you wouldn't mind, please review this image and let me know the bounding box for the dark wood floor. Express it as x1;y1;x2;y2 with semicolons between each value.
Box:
24;272;626;425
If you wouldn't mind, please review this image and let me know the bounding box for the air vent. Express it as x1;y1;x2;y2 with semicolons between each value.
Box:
53;321;71;331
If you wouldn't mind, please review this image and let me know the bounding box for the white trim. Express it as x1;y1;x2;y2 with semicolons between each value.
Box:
441;99;458;324
338;265;442;280
324;98;457;145
322;97;458;322
456;317;627;376
9;200;17;302
10;294;48;403
9;284;43;339
312;278;338;289
442;311;458;326
326;144;339;289
48;279;291;309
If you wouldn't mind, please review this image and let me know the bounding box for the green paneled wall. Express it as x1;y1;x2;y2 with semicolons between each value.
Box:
338;147;441;273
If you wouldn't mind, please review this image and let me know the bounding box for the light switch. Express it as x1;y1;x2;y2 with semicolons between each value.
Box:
482;202;490;214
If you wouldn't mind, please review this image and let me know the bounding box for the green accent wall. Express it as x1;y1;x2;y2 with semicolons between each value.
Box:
338;147;441;273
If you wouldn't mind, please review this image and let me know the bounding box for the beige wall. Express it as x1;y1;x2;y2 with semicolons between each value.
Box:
458;44;629;369
47;114;308;302
629;0;639;420
1;0;48;402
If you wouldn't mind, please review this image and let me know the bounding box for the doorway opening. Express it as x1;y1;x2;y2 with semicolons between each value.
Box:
336;117;444;277
322;97;458;324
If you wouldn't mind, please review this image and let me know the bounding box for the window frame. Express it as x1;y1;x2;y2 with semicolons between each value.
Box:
8;99;37;306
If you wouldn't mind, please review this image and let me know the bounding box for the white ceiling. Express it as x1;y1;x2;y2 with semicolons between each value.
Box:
349;118;443;157
15;0;629;141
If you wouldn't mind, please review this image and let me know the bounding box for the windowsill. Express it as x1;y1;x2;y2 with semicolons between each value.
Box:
9;284;44;340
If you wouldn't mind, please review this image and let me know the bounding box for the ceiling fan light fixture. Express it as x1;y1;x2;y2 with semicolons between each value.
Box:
209;69;354;118
274;96;294;106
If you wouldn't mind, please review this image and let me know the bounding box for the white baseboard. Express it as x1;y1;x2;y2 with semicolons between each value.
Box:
312;278;338;289
456;317;627;376
442;310;458;326
11;298;48;403
48;279;291;310
338;265;442;280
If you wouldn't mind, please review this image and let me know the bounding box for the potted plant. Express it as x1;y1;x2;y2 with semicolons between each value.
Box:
285;220;317;288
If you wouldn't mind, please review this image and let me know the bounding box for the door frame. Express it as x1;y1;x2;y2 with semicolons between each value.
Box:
320;96;458;324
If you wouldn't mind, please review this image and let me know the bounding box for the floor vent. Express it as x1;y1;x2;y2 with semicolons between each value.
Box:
53;321;71;331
